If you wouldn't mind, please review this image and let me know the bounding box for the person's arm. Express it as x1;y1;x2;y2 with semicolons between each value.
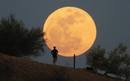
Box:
57;50;58;54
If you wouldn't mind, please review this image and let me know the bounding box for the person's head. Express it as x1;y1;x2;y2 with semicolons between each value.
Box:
53;46;56;49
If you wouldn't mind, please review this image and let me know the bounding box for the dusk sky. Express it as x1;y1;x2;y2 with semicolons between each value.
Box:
0;0;130;68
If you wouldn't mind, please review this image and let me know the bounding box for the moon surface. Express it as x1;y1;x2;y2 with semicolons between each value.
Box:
43;7;96;57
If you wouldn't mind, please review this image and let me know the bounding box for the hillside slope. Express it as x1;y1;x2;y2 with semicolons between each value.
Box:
0;53;124;81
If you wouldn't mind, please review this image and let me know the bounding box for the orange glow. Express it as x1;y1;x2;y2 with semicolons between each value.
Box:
43;7;96;57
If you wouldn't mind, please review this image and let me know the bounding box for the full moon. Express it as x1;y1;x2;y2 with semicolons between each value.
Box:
43;7;96;57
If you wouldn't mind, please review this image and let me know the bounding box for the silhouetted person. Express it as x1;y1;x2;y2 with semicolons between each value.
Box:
51;46;58;64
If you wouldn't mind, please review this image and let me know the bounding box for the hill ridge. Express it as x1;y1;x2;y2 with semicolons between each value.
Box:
0;53;123;81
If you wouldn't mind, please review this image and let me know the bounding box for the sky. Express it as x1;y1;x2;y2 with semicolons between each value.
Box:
0;0;130;68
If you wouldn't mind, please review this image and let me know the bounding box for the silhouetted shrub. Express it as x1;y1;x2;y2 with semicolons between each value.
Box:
86;43;130;80
106;43;130;80
86;66;94;71
86;45;107;70
0;15;44;56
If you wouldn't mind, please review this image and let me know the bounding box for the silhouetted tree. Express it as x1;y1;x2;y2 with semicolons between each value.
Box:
106;43;130;80
86;43;130;80
86;45;107;70
0;15;44;57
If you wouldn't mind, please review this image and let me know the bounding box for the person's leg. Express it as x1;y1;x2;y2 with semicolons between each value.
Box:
52;55;55;64
53;57;57;64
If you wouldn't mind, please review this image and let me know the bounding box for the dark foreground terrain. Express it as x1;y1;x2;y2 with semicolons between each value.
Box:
0;53;125;81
